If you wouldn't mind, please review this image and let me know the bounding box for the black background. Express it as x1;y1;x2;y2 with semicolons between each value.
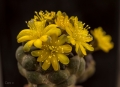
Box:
0;0;119;87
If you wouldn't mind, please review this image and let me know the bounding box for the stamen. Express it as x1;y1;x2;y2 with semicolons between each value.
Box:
25;21;27;24
84;25;90;29
88;27;90;29
35;11;41;20
39;11;44;20
83;23;85;26
52;46;54;48
28;20;37;30
85;25;89;28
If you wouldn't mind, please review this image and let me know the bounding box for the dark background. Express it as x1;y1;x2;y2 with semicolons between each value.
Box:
0;0;119;87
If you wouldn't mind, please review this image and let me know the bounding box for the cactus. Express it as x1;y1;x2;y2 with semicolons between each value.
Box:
16;46;86;87
16;11;114;87
15;11;95;87
77;54;96;83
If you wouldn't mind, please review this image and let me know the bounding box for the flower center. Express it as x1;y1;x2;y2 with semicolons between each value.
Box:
73;30;81;41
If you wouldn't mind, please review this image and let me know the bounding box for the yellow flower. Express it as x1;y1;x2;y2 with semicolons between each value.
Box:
17;19;61;52
66;17;94;55
55;11;69;30
91;27;114;52
31;34;72;71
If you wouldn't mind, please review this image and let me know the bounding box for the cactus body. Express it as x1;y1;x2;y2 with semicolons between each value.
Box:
16;46;86;87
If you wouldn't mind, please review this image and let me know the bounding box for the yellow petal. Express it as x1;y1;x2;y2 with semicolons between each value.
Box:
23;40;35;52
57;34;67;45
64;16;69;26
75;43;79;53
34;20;46;31
74;17;79;29
46;28;61;36
57;53;69;64
34;39;42;48
78;21;83;29
82;43;94;51
58;45;72;53
56;11;62;16
106;35;112;41
42;59;51;70
17;36;32;43
17;29;31;39
49;34;58;45
79;43;86;55
31;50;43;57
67;36;75;45
40;35;48;42
99;42;113;53
37;51;49;62
43;24;57;34
66;27;73;36
84;36;93;42
51;55;59;71
55;12;69;30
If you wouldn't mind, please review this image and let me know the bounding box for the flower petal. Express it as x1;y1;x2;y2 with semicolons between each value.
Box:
57;34;67;45
31;50;43;57
46;28;61;36
43;24;57;34
58;45;72;53
40;35;48;42
17;29;31;39
106;35;112;41
79;43;86;55
42;59;51;70
34;39;42;48
23;40;35;52
82;43;94;51
17;36;32;43
51;55;59;71
57;53;69;64
67;36;75;45
84;35;93;42
74;17;79;29
66;27;73;36
37;51;49;62
75;43;79;53
49;34;58;46
34;20;46;31
78;21;83;29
